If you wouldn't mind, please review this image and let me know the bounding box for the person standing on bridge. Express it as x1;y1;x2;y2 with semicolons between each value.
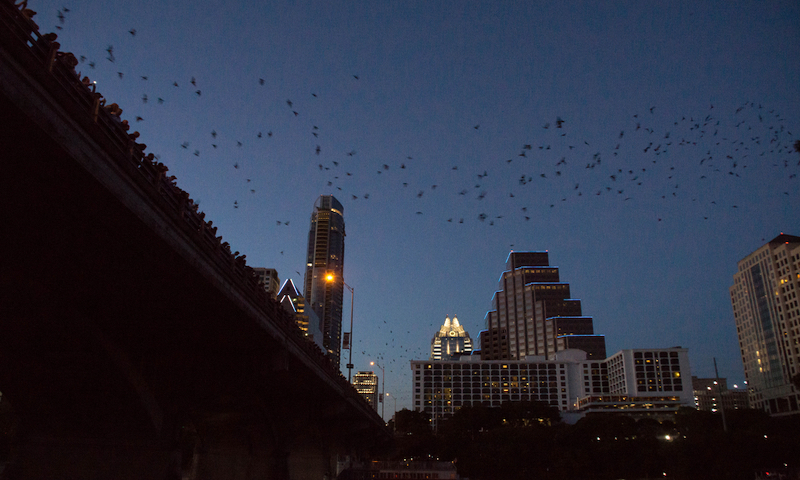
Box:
15;1;39;32
104;103;123;121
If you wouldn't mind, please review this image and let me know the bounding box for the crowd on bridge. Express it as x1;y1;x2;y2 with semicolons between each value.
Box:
2;0;360;398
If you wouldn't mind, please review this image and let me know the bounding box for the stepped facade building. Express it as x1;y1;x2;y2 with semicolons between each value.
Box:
411;251;697;430
483;251;606;361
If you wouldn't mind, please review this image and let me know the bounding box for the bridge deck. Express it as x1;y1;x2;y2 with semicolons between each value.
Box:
0;2;390;478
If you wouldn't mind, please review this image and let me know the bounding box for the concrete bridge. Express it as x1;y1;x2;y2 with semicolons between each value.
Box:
0;3;390;478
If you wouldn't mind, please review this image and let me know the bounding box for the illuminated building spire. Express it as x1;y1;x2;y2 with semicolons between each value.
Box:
430;315;473;360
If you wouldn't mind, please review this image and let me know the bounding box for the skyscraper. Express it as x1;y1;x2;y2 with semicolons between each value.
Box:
730;233;800;415
253;267;280;300
484;251;606;361
353;371;379;411
277;278;323;351
430;315;473;360
304;195;346;365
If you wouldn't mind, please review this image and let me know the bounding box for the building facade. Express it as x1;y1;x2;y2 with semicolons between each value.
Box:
730;233;800;415
303;195;346;366
353;371;379;411
411;347;693;431
253;267;280;300
277;278;324;351
430;315;473;360
478;327;509;360
692;376;750;412
341;461;458;479
604;348;691;397
483;251;606;361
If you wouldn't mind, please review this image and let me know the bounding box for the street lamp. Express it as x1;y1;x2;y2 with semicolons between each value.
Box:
370;361;385;421
326;273;355;382
386;393;397;430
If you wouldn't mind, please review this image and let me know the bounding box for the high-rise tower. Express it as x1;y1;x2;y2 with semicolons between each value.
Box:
730;233;800;415
484;251;606;360
304;195;346;365
253;267;280;300
277;278;324;351
353;371;380;411
430;315;473;360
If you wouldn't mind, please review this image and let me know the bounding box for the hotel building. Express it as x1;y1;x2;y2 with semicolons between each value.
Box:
411;347;693;431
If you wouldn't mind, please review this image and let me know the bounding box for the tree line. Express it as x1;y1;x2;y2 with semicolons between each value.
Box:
386;402;800;480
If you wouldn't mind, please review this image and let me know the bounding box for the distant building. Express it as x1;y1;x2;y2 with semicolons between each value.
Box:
353;371;379;411
692;376;750;412
304;195;346;366
277;278;323;351
430;315;473;360
730;233;800;415
484;251;606;361
253;267;280;299
411;347;693;431
340;461;459;480
604;348;690;396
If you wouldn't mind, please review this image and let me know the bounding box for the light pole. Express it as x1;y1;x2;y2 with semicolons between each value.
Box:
370;361;385;421
386;393;397;431
326;273;355;382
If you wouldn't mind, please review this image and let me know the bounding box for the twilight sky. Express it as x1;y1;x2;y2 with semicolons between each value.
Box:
32;0;799;417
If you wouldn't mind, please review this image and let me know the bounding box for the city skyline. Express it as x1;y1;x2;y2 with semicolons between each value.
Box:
412;346;694;431
27;0;800;415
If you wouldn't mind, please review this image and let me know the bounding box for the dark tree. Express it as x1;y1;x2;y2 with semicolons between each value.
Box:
498;400;562;427
389;409;437;461
438;404;503;440
393;408;431;435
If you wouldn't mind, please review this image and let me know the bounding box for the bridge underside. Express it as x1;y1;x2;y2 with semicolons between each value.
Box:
0;32;388;479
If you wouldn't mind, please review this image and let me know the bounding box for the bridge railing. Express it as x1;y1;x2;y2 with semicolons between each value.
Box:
1;0;378;415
